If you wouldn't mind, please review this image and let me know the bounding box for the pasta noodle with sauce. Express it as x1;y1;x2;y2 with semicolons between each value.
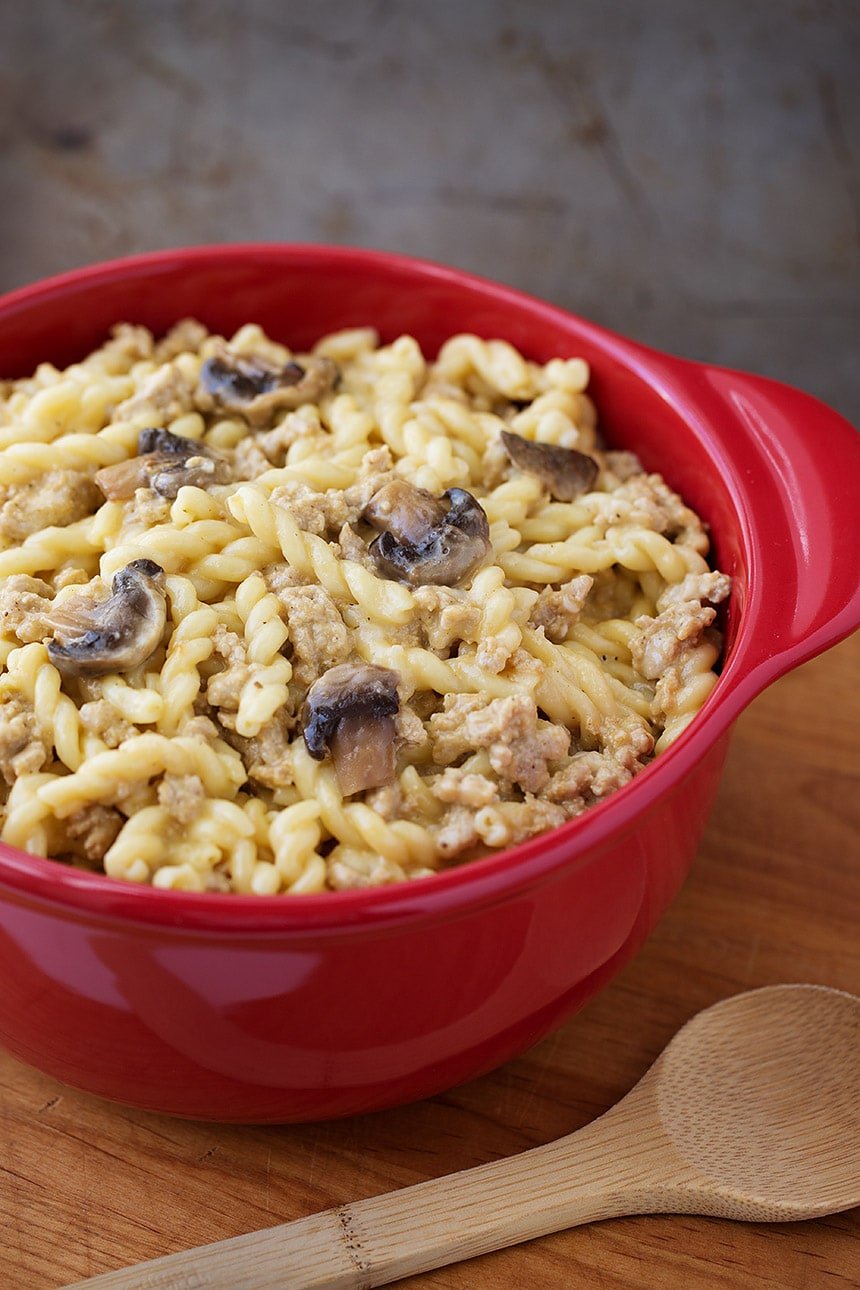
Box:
0;321;730;892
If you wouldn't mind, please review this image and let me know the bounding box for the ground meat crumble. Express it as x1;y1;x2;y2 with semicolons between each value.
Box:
64;804;124;863
0;471;103;542
157;773;207;825
0;697;50;783
430;694;570;793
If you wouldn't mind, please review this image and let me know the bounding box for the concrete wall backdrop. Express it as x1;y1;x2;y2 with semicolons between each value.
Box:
1;0;857;420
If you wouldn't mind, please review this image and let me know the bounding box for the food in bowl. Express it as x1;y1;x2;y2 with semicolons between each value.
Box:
0;320;730;895
0;245;855;1124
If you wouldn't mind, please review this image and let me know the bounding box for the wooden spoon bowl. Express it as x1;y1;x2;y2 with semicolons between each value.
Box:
653;984;859;1220
67;985;860;1289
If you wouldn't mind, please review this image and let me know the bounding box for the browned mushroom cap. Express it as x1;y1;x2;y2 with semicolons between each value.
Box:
363;479;448;546
364;482;491;586
302;663;400;796
95;428;232;500
47;560;167;677
500;430;598;501
198;345;339;426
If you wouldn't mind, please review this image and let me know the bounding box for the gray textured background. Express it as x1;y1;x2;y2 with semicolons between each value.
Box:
1;0;858;421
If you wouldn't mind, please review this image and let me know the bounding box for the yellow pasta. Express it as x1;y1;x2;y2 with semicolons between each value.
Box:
233;572;292;737
0;321;730;892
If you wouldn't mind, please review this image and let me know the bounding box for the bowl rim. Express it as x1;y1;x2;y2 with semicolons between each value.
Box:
0;242;845;932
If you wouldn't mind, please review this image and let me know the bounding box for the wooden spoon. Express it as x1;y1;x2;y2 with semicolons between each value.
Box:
66;984;860;1290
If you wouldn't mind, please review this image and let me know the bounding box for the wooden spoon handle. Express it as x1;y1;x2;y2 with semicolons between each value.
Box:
65;1106;672;1289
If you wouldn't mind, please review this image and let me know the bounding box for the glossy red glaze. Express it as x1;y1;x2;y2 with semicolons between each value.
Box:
0;246;856;1122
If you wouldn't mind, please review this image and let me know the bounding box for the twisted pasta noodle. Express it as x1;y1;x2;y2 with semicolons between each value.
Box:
190;537;281;600
1;773;59;855
88;499;126;547
291;744;436;869
208;595;245;635
568;620;645;689
371;369;417;458
523;626;654;740
480;476;549;527
228;486;341;585
516;630;611;739
157;579;220;735
606;527;707;583
502;523;706;587
500;534;615;584
36;734;246;817
312;326;379;363
1;380;99;449
167;411;207;442
508;387;596;451
583;617;641;652
296;420;364;464
0;518;100;578
269;800;326;892
99;519;248;578
396;412;472;494
321;392;377;451
435;335;534;400
396;765;443;820
444;649;541;703
410;399;487;460
95;674;165;726
537;357;591;396
470;566;522;671
104;806;171;883
0;427;134;487
150;863;209;891
488;519;524;562
376;335;426;383
228;323;292;366
518;500;594;543
654;638;722;753
0;643;104;770
251;457;360;495
560;640;653;719
233;572;292;737
104;780;250;890
204;415;254;451
164;799;259;892
348;638;458;700
241;794;273;845
169;485;225;526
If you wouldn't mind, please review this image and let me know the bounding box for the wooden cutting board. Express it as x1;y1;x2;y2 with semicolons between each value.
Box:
1;634;857;1290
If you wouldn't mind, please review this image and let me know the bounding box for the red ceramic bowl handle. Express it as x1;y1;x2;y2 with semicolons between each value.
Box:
698;365;859;699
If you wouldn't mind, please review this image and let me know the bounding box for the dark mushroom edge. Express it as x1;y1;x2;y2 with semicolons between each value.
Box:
47;559;167;677
302;663;401;797
95;427;231;501
500;430;599;501
199;346;340;426
364;482;491;586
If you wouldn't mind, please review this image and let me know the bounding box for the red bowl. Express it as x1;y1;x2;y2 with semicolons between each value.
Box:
0;245;857;1122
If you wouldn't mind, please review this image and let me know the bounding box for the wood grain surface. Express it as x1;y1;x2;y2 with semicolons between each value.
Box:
1;633;857;1290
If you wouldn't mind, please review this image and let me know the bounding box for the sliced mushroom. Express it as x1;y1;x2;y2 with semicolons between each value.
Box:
500;430;598;501
198;344;339;426
364;482;491;587
95;428;231;501
363;479;447;546
303;663;400;796
47;559;167;677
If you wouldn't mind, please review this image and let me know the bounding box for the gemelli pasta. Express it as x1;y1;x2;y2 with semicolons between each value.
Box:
0;321;730;893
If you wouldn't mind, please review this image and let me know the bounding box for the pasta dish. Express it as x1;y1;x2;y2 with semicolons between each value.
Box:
0;322;730;893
